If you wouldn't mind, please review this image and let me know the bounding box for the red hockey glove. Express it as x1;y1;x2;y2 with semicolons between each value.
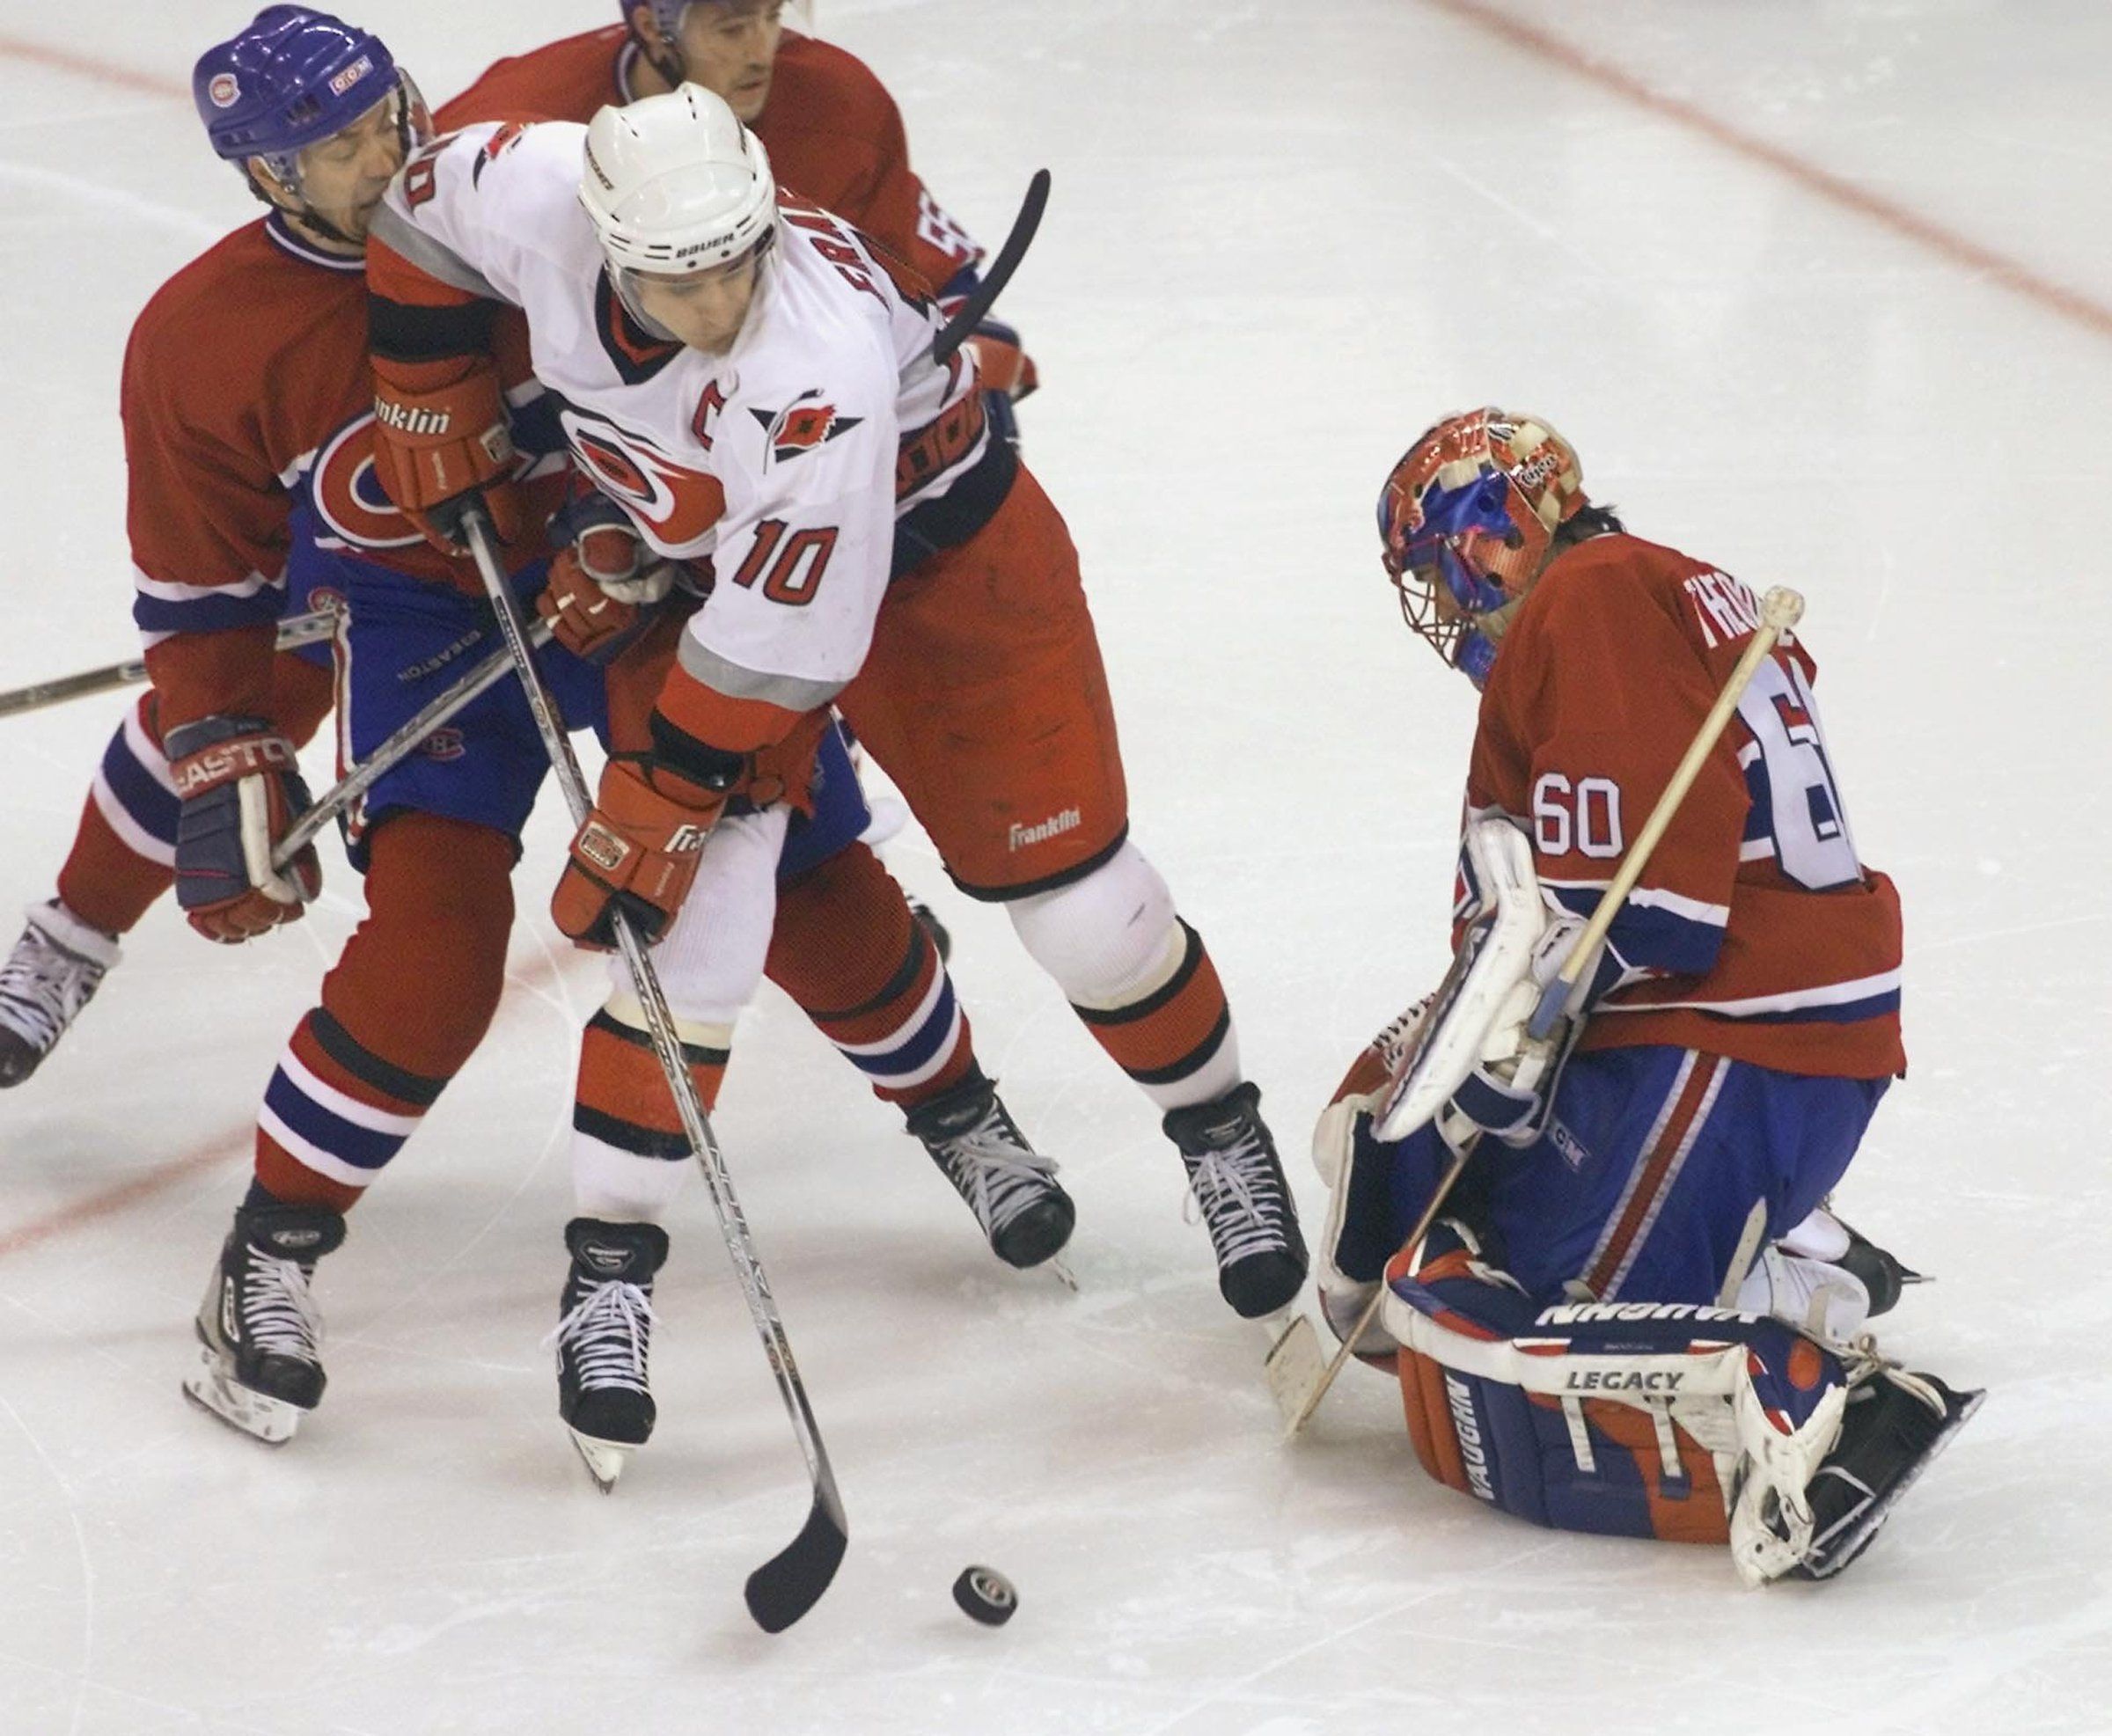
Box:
552;756;729;951
535;490;678;665
164;714;322;943
963;319;1038;400
369;354;523;554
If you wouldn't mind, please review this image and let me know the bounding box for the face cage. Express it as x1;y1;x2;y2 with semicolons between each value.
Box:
254;73;430;222
609;226;778;341
1387;538;1517;689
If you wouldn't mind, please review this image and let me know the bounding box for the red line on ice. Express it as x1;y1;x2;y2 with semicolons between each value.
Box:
1421;0;2112;345
0;1134;244;1260
0;34;188;102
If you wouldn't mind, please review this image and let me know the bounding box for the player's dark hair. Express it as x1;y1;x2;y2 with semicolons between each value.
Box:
1553;502;1624;550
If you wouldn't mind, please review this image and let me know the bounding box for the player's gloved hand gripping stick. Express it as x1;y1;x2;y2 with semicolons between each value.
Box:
1269;586;1808;1435
457;502;847;1636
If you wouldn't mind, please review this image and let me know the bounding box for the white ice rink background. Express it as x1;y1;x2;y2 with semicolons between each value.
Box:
2;2;2108;1731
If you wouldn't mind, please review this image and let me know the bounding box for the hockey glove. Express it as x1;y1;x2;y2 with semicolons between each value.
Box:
535;489;678;665
1445;909;1623;1144
552;755;730;951
369;353;523;554
963;319;1038;401
165;714;322;944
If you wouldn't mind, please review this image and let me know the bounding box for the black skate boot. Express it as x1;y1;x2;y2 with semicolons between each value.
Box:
906;1075;1074;1270
1830;1220;1923;1318
1796;1364;1984;1579
182;1200;346;1444
1784;1203;1925;1317
0;901;120;1088
1164;1082;1309;1319
549;1218;669;1491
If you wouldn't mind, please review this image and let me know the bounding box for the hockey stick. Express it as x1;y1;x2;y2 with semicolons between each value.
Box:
0;606;340;721
1272;585;1808;1435
458;507;847;1634
929;169;1051;366
269;615;555;870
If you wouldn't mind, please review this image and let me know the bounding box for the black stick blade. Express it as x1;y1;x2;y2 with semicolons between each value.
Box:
930;168;1052;365
744;1495;848;1633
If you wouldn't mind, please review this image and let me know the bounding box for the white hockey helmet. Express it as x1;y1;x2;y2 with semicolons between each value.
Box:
578;82;776;276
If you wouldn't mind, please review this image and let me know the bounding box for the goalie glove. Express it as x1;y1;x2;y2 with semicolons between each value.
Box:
165;714;321;944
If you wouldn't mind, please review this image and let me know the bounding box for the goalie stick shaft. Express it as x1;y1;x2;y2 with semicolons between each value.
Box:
459;509;847;1634
1278;585;1808;1434
929;169;1051;366
0;606;340;720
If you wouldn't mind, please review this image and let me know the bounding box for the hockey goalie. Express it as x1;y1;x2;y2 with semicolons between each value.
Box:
1309;409;1980;1586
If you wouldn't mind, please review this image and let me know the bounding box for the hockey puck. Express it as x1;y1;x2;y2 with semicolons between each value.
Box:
951;1564;1016;1626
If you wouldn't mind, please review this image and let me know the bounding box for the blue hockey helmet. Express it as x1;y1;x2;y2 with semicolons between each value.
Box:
194;8;418;183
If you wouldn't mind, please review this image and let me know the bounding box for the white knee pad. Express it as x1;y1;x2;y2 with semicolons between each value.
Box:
1006;839;1181;1009
604;803;787;1029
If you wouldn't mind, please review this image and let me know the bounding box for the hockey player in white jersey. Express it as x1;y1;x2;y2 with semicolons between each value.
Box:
363;89;1309;1374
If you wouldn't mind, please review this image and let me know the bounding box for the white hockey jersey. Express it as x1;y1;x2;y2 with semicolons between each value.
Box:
369;118;998;743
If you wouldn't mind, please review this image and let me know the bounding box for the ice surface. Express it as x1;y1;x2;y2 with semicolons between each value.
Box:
2;2;2108;1731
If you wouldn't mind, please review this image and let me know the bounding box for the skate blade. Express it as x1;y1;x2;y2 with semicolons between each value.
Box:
1046;1256;1078;1293
1803;1386;1986;1579
567;1428;634;1494
1264;1312;1328;1433
181;1346;300;1446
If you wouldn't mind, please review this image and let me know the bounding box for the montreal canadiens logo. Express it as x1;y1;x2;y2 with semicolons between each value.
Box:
312;414;426;550
563;413;724;550
208;72;240;108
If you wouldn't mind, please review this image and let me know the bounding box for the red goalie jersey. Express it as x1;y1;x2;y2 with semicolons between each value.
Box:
1466;534;1904;1080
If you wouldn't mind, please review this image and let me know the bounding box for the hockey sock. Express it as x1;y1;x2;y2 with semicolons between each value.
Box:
1069;919;1242;1113
55;695;179;936
766;842;977;1111
570;1004;729;1220
253;814;515;1211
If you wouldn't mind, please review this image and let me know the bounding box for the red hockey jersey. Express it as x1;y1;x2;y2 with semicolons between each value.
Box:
1464;533;1904;1080
439;27;982;294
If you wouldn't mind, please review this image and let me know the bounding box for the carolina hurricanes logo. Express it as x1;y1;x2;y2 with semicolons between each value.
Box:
562;411;725;550
750;391;862;465
472;121;531;187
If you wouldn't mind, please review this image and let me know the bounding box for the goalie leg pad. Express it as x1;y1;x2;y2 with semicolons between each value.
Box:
1383;1241;1854;1558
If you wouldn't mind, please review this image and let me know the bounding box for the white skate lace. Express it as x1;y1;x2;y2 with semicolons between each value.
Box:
929;1102;1062;1238
0;913;108;1054
546;1280;656;1395
1840;1333;1945;1414
242;1248;325;1364
1184;1127;1292;1270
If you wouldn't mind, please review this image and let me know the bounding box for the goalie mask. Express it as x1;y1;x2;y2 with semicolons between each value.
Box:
1378;409;1586;688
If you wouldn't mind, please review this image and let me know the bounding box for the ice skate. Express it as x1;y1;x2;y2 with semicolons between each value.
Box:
1165;1082;1309;1319
0;900;120;1087
907;1076;1074;1271
181;1201;345;1445
549;1218;668;1491
1796;1359;1983;1579
1783;1203;1925;1316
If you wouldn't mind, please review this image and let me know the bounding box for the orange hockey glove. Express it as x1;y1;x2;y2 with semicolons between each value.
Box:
552;756;729;951
369;354;523;554
964;319;1038;401
534;489;678;665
